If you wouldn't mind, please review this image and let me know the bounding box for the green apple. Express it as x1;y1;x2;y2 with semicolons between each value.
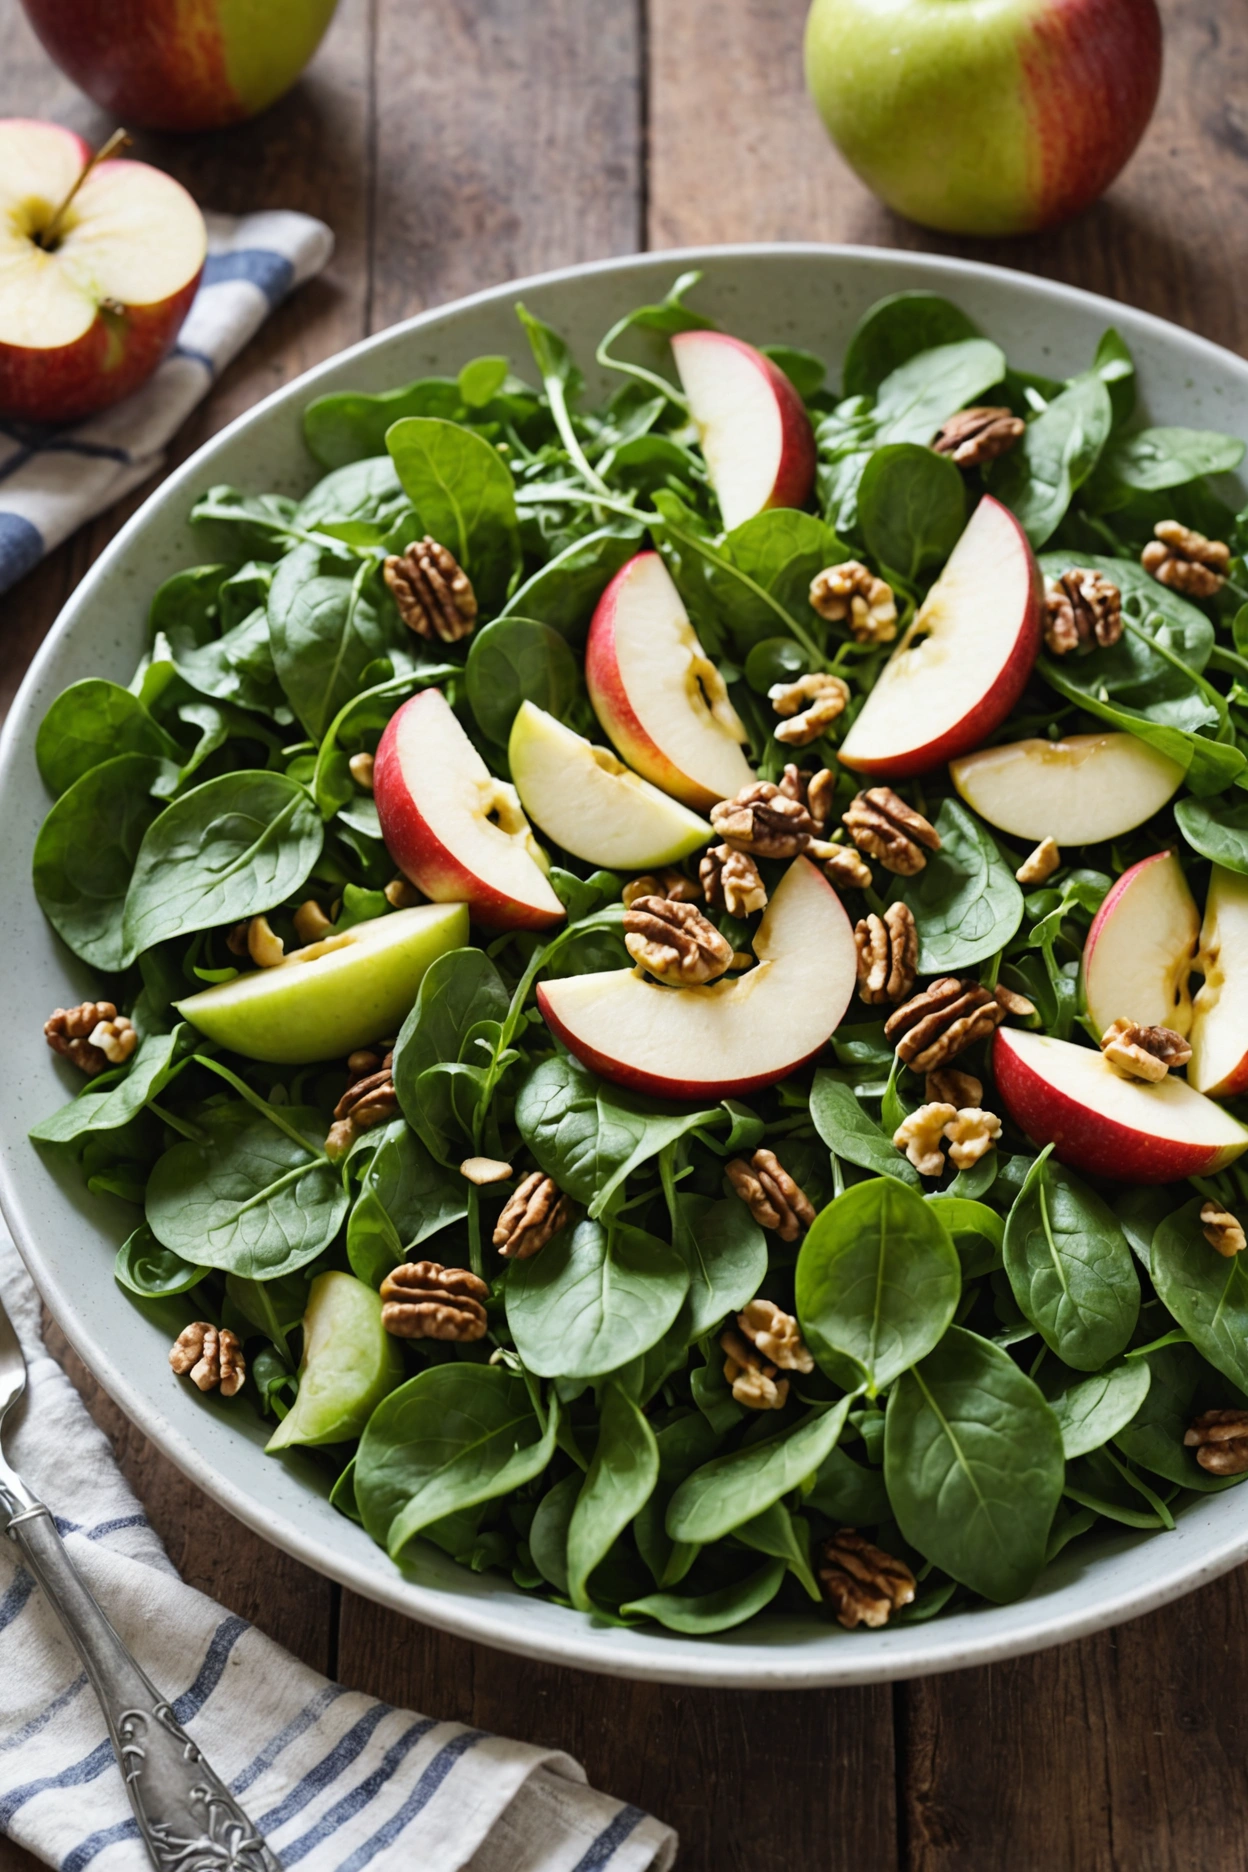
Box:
267;1271;404;1452
175;901;467;1064
508;701;713;869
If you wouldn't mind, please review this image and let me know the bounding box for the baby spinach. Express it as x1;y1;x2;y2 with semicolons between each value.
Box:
708;509;846;651
1151;1199;1248;1393
842;292;982;399
619;1559;787;1634
393;948;510;1156
926;1195;1005;1279
387;416;520;612
36;680;176;799
295;455;403;527
1038;1357;1152;1460
567;1384;659;1612
669;1193;768;1340
31;1028;191;1144
33;753;167;970
268;546;399;742
872;338;1008;446
501;524;642;640
1003;1150;1139;1370
666;1396;853;1544
529;1472;581;1592
346;1120;467;1287
505;1217;689;1379
1086;426;1245;507
633;1410;720;1588
857;443;965;583
894;797;1023;974
734;1499;820;1600
114;1224;207;1298
805;1443;890;1526
1114;1340;1248;1491
809;1071;919;1186
465;616;583;746
1174;796;1248;873
989;371;1113;546
304;375;463;468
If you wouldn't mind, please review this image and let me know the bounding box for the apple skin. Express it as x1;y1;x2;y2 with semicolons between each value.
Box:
266;1272;404;1453
670;329;817;525
804;0;1162;237
19;0;339;131
1081;850;1198;1041
1189;867;1248;1100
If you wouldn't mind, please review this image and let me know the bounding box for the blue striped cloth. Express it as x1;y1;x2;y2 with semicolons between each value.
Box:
0;1235;677;1871
0;209;336;597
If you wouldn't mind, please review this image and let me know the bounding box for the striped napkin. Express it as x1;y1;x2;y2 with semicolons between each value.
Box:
0;207;335;597
0;1232;677;1871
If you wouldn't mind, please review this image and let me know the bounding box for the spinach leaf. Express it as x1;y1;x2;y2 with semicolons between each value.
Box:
883;1325;1064;1602
268;546;398;742
857;444;966;582
386;417;520;612
633;1411;720;1588
796;1178;961;1393
392;948;509;1156
529;1472;581;1592
805;1442;890;1525
153;570;284;719
346;1120;467;1287
36;680;176;798
501;525;643;641
505;1218;690;1379
708;509;846;651
1063;1446;1173;1529
734;1499;820;1600
666;1395;853;1543
619;1559;787;1633
304;376;462;468
842;293;981;399
31;1029;190;1143
33;753;166;970
671;1193;767;1339
809;1071;918;1186
1114;1340;1248;1491
295;455;403;527
1091;328;1136;427
988;372;1113;547
1003;1150;1139;1370
114;1224;207;1298
1174;796;1248;873
926;1195;1004;1278
1086;426;1245;508
1151;1199;1248;1392
761;345;826;401
567;1384;659;1611
894;797;1023;974
465;616;583;746
873;339;1008;446
1039;1357;1152;1459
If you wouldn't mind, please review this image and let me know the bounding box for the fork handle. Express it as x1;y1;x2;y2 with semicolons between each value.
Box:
7;1504;281;1871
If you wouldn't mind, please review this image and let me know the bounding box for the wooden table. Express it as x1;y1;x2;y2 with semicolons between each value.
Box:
4;3;1248;1865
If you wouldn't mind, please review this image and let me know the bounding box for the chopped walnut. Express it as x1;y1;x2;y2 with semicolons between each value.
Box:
1043;569;1122;655
700;843;768;917
624;896;734;986
768;671;850;747
1201;1200;1246;1258
725;1148;815;1243
348;751;375;790
1016;837;1061;886
621;868;701;909
854;903;918;1006
1100;1017;1191;1083
843;788;940;876
893;1102;958;1177
385;875;424;909
710;781;813;859
384;535;478;641
493;1171;574;1259
1141;520;1230;598
943;1106;1002;1170
169;1322;245;1397
293;899;334;944
809;561;898;645
44;1001;128;1076
885;977;1006;1074
247;914;284;968
720;1326;789;1411
932;405;1025;469
737;1297;814;1373
1185;1408;1248;1474
925;1066;983;1108
993;983;1037;1021
807;768;836;835
460;1156;514;1186
89;1014;137;1066
380;1261;489;1340
809;839;874;892
326;1055;398;1159
817;1529;917;1629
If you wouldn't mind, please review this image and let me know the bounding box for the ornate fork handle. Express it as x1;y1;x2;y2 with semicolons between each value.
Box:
7;1503;281;1871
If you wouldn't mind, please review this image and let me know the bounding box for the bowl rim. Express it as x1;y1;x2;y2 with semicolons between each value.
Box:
6;240;1248;1689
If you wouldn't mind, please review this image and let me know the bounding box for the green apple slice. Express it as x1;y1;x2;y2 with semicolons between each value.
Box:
508;701;712;868
267;1271;404;1451
175;901;468;1063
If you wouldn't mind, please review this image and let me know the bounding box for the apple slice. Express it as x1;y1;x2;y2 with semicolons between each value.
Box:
1189;867;1248;1097
509;701;712;869
375;688;565;932
536;857;856;1100
267;1273;405;1453
838;495;1042;777
1082;851;1199;1041
586;552;755;812
670;329;816;529
993;1027;1248;1183
175;902;468;1064
952;733;1184;843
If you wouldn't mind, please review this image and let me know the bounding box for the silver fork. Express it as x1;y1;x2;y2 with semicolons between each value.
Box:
0;1289;282;1871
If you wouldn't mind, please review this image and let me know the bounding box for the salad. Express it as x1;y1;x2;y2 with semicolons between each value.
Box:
28;275;1248;1638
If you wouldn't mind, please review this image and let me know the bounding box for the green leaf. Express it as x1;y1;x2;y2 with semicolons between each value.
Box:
1114;1340;1248;1492
925;1195;1005;1278
894;797;1023;974
567;1384;659;1611
295;455;405;528
1038;1357;1152;1459
808;1071;918;1186
346;1120;467;1287
1091;328;1136;427
709;509;847;651
666;1396;854;1544
1003;1151;1140;1370
458;356;510;408
671;1193;768;1339
1174;796;1248;873
150;564;284;718
36;680;176;798
32;752;167;970
31;1029;189;1144
842;293;981;399
1087;426;1245;506
501;525;643;642
734;1499;820;1599
465;616;583;746
873;338;1008;446
386;416;520;611
268;547;399;742
114;1224;207;1298
804;1442;890;1525
505;1218;690;1380
988;372;1113;546
1151;1198;1248;1393
393;948;510;1156
304;375;462;469
619;1559;786;1633
857;444;966;583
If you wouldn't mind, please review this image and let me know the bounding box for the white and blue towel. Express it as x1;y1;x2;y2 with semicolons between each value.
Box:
0;208;336;597
0;1232;677;1871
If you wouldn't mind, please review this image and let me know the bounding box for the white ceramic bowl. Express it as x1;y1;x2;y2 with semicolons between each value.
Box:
4;246;1247;1688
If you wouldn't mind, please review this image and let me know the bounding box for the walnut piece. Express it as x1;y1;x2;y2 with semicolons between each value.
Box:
768;671;850;747
925;1066;983;1109
720;1326;789;1411
348;750;375;790
737;1297;814;1373
854;903;918;1006
725;1147;815;1243
943;1106;1003;1170
809;561;898;645
461;1156;514;1186
1016;837;1061;885
384;535;478;641
1141;520;1230;598
842;787;940;876
169;1322;245;1397
931;405;1025;469
710;781;813;858
817;1529;917;1629
700;843;768;917
809;839;874;892
326;1055;398;1159
1201;1200;1246;1258
885;977;1006;1074
380;1261;489;1340
493;1171;574;1259
624;895;734;986
801;767;836;835
893;1102;958;1177
293;898;334;944
1100;1017;1192;1083
44;1000;132;1076
1185;1408;1248;1474
90;1014;137;1066
622;869;701;909
1043;569;1122;655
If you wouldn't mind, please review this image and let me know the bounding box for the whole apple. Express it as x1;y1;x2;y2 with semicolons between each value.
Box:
804;0;1162;236
19;0;339;133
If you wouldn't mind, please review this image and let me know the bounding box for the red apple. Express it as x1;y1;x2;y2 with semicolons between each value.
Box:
1188;868;1248;1099
1081;851;1199;1043
993;1027;1248;1184
586;552;756;812
837;494;1042;778
0;119;205;423
374;689;565;933
536;857;857;1101
670;329;816;530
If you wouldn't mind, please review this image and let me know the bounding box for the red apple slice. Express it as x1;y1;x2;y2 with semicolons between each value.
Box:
375;689;565;933
586;552;755;812
1189;867;1248;1097
0;118;206;422
993;1027;1248;1183
838;495;1042;778
536;857;856;1100
670;329;816;529
951;733;1185;844
1082;851;1199;1041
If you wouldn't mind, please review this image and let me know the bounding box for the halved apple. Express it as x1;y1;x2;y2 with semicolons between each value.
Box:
993;1027;1248;1183
175;902;469;1064
838;495;1042;778
1082;851;1199;1040
670;329;816;529
586;552;755;812
374;688;565;932
952;734;1184;844
536;857;856;1100
508;701;712;869
1189;867;1248;1097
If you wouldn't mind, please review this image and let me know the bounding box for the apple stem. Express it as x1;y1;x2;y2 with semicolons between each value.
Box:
38;126;132;251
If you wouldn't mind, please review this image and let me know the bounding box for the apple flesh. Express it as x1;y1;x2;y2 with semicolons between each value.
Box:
670;329;816;529
174;902;468;1064
1082;852;1199;1042
536;857;856;1101
586;552;755;812
837;495;1042;778
0;119;206;423
951;732;1184;844
804;0;1162;237
266;1272;404;1453
1189;868;1248;1098
993;1027;1248;1184
508;701;712;870
375;688;565;933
